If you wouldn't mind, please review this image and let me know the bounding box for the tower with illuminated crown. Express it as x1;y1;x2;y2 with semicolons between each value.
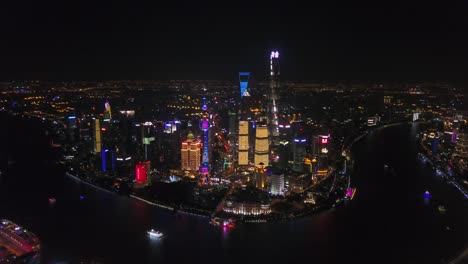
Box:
200;97;210;183
268;50;280;146
104;100;112;121
239;72;251;97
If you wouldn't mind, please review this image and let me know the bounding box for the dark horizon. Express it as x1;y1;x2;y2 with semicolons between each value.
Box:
1;2;467;81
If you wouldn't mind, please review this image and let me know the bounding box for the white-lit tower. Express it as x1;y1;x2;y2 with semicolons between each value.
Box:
269;50;280;146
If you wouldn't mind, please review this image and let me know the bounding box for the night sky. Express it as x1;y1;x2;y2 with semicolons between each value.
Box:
1;1;467;81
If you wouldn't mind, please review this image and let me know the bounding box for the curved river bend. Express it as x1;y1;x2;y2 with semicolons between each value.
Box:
1;121;468;264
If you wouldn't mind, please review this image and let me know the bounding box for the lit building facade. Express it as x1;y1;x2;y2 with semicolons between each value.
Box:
292;136;307;172
104;100;112;120
384;95;393;105
181;132;202;171
254;125;269;167
135;163;147;184
454;133;468;172
200;97;210;182
316;155;329;177
238;121;250;165
268;50;280;145
270;174;285;196
239;72;251;97
277;140;290;169
101;148;115;172
223;201;271;215
93;119;101;153
228;110;237;139
255;166;267;190
142;121;155;161
312;135;329;156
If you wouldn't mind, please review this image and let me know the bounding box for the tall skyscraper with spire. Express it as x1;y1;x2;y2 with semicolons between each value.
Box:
239;72;251;97
200;97;210;183
268;50;280;146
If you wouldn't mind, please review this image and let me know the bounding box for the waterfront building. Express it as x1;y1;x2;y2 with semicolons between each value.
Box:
223;200;271;215
135;163;147;184
223;187;271;215
135;161;151;185
0;219;40;262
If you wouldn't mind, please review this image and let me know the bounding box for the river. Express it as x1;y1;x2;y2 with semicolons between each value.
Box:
1;117;468;263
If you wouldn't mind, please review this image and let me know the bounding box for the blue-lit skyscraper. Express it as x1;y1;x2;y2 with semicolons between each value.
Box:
101;148;115;172
239;72;251;97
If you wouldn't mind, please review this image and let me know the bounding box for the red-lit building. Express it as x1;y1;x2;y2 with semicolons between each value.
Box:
135;161;150;184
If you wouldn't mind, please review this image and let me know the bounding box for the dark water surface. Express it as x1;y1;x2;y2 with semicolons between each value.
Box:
1;117;468;263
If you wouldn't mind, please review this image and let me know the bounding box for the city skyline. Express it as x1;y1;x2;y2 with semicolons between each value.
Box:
1;2;468;263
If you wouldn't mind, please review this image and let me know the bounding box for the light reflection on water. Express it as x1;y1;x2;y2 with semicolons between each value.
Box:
2;122;468;263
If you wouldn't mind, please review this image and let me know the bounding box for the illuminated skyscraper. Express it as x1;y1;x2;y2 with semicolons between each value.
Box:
66;115;78;143
255;125;269;167
455;133;468;161
239;72;251;97
104;100;112;120
135;163;147;184
292;136;307;172
181;131;202;171
93;119;101;153
270;174;285;196
238;121;249;166
101;148;115;172
142;121;155;161
268;50;280;146
312;135;329;156
200;97;210;182
228;110;237;139
135;160;151;185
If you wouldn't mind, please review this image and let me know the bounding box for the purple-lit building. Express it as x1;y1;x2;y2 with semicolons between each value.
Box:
200;97;210;183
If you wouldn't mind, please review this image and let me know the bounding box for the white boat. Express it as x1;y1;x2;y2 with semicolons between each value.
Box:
147;229;163;238
438;205;446;213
